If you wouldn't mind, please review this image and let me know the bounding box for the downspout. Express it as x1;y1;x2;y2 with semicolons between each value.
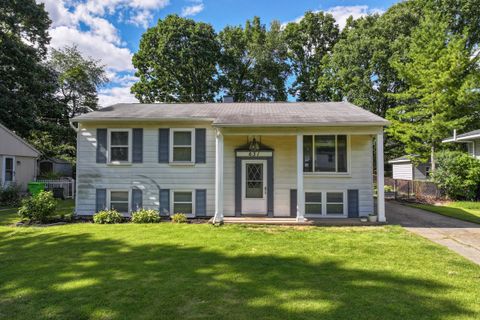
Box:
69;120;79;216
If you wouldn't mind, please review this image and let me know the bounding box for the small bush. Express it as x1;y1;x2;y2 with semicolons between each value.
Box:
93;210;123;224
431;151;480;200
171;213;188;223
0;184;21;206
17;191;57;223
131;209;160;223
384;185;394;193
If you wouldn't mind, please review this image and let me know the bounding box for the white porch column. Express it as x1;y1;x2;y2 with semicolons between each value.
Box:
213;129;224;223
296;133;305;222
376;131;386;222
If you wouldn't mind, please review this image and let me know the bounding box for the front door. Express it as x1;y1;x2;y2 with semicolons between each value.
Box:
241;160;267;215
3;156;15;187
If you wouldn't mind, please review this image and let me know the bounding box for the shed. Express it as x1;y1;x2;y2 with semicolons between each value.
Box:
38;158;73;177
389;156;431;181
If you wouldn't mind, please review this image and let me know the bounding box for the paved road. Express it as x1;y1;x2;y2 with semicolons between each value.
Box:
386;201;480;265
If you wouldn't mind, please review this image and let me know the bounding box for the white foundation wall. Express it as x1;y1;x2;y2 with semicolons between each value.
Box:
75;123;216;215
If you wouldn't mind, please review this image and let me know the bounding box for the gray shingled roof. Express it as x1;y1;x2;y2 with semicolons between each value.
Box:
72;102;388;127
443;129;480;142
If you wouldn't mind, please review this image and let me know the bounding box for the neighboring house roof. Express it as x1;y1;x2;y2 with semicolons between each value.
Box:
388;155;430;165
39;157;71;164
0;122;40;157
443;129;480;142
71;102;389;127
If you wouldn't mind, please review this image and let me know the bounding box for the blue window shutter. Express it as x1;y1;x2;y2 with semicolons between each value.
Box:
290;189;297;217
96;129;107;163
132;129;143;163
348;189;359;218
96;189;107;212
195;189;207;216
132;189;143;211
158;129;169;163
159;189;170;216
195;128;206;163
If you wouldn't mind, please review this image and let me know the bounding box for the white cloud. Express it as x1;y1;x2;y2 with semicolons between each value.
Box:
98;85;138;107
326;5;384;29
284;5;384;30
181;1;204;17
127;9;153;29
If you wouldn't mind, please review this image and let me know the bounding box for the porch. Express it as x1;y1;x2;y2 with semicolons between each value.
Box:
212;126;386;223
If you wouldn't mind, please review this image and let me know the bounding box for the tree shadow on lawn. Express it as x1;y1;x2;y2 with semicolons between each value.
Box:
0;230;476;320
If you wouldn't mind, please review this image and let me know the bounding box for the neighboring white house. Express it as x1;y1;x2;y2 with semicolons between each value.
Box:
71;102;388;222
0;123;40;191
389;156;431;181
443;129;480;158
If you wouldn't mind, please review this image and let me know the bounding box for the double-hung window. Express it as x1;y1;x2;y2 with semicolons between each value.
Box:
109;129;131;163
171;129;194;163
109;190;129;213
305;191;346;216
172;191;193;215
303;135;348;173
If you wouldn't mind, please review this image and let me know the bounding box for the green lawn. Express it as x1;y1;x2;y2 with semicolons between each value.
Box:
409;201;480;224
0;199;75;226
0;218;479;319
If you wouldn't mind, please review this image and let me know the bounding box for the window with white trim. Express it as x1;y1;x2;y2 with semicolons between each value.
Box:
303;135;348;173
171;129;194;162
305;192;322;215
109;129;131;163
326;192;344;215
109;190;129;213
173;191;193;214
304;191;346;216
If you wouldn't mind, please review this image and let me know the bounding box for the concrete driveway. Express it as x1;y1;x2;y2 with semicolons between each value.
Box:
386;201;480;265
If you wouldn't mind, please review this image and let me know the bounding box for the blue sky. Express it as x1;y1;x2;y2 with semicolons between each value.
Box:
38;0;398;106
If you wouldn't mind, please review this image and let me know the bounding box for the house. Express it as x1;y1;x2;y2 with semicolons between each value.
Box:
0;123;40;191
71;102;388;222
38;158;73;178
388;156;431;181
442;129;480;158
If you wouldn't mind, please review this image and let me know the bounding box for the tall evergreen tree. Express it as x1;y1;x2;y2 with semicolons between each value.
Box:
131;15;220;103
218;17;289;101
387;13;480;169
284;11;339;101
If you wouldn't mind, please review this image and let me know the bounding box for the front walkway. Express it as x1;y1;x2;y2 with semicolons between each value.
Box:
386;201;480;265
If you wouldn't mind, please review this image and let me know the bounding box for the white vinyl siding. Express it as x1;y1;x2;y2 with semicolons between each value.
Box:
76;123;215;216
392;163;413;181
76;124;376;217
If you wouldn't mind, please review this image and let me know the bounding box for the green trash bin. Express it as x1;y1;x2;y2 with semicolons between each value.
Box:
28;182;45;196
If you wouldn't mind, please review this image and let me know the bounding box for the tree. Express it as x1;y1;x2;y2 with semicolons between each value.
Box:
0;0;54;137
431;151;480;200
386;13;480;170
49;46;107;118
284;11;339;101
131;15;220;103
218;17;290;101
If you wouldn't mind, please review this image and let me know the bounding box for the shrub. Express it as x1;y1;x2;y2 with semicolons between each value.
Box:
431;150;480;200
93;210;123;224
17;191;57;223
131;209;160;223
171;213;188;223
0;184;21;206
384;185;394;193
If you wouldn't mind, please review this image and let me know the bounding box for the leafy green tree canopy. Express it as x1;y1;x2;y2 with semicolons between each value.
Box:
218;17;289;101
284;11;339;101
131;15;220;103
387;13;480;168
